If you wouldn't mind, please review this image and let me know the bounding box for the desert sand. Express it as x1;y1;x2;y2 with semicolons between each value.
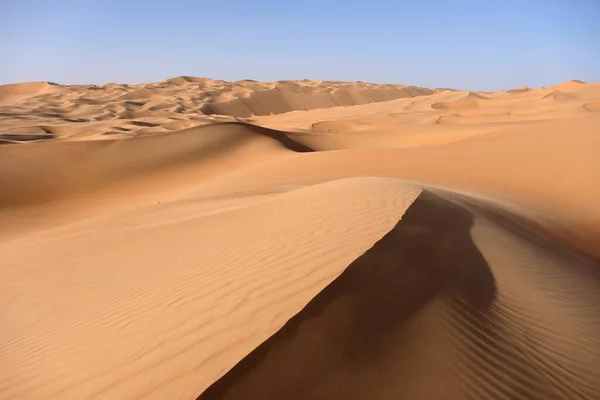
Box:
1;77;599;400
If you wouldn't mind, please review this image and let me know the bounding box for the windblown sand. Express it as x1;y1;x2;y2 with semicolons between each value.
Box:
1;78;599;400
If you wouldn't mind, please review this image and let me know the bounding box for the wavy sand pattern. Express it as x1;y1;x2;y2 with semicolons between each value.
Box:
1;78;599;400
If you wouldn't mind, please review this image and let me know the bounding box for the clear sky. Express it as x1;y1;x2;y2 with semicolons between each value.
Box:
1;0;598;90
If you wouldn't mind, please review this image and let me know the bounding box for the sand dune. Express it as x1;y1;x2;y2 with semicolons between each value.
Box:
200;85;438;118
199;190;600;400
549;79;587;91
0;81;59;105
1;176;421;400
431;92;487;110
542;90;579;101
506;86;532;94
1;78;599;400
0;78;440;143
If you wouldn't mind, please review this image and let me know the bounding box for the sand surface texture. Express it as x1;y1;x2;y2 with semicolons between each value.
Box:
1;78;599;400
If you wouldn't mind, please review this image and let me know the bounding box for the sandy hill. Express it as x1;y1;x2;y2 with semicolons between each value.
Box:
549;79;587;90
506;85;532;94
431;92;487;110
0;77;440;143
0;81;59;105
1;78;599;400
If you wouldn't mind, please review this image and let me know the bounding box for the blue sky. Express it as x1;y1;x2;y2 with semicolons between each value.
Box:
1;0;598;90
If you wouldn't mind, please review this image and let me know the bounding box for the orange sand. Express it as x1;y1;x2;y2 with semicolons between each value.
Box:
1;78;599;400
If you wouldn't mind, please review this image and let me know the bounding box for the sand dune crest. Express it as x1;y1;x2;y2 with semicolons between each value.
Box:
0;81;59;104
506;86;532;94
0;177;421;399
542;90;578;101
550;79;587;91
431;92;486;110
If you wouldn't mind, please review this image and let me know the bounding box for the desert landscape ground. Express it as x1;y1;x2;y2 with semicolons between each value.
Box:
1;77;599;399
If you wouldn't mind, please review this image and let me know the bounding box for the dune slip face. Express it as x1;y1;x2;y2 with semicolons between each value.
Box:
1;78;600;400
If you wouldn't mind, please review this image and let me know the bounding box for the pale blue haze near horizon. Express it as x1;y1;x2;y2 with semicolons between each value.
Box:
1;0;598;91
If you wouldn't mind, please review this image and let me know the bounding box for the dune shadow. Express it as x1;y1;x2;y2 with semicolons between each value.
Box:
0;133;54;144
197;190;497;399
210;122;314;153
176;121;314;153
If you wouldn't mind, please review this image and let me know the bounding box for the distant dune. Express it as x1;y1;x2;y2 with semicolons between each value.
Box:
0;78;441;142
431;92;486;110
542;90;579;101
549;79;587;90
0;81;59;105
506;85;532;94
1;78;599;400
200;84;438;117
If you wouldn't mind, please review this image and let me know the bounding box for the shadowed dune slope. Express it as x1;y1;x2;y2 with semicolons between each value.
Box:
0;122;311;210
506;86;532;94
431;92;485;110
198;191;600;400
